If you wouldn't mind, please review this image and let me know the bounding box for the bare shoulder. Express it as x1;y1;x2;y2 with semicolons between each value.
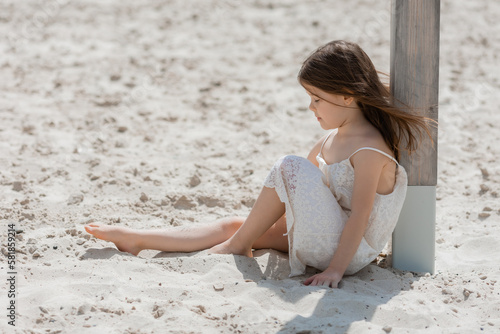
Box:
350;129;398;194
306;132;331;167
356;128;394;158
348;128;396;171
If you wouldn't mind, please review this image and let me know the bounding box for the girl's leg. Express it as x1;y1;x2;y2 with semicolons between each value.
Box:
84;216;243;256
84;211;288;256
252;213;288;252
209;186;285;256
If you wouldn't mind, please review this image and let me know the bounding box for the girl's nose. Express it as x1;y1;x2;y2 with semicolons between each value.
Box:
309;102;316;112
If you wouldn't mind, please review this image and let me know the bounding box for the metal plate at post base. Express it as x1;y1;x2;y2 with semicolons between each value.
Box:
392;186;436;274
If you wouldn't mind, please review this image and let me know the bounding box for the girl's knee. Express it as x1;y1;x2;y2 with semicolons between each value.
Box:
280;154;306;163
219;216;244;237
279;155;311;173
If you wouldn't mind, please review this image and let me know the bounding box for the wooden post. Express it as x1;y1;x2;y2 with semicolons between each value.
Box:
390;0;440;274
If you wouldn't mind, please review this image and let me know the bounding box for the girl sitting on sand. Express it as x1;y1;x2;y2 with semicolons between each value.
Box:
85;40;431;288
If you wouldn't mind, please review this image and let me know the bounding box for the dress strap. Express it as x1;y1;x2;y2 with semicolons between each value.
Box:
319;129;337;156
348;147;399;165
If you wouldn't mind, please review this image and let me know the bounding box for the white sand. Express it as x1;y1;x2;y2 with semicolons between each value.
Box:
1;0;499;333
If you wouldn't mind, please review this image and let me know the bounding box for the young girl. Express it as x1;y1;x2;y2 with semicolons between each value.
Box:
85;40;431;288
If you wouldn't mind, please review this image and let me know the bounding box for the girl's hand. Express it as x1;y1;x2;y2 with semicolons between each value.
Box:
303;268;342;288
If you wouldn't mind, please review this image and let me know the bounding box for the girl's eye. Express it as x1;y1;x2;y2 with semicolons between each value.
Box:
314;99;320;103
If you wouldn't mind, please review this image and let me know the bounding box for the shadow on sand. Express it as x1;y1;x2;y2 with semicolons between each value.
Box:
81;247;418;333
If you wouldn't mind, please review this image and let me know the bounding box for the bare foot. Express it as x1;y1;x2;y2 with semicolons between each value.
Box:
208;239;253;257
84;224;143;256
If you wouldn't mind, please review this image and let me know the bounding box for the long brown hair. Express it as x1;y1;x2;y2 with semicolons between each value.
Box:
298;40;433;161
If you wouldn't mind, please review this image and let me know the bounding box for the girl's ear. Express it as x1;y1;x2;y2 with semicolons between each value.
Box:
343;96;354;106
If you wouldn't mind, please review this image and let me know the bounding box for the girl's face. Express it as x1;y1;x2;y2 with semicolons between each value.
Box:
303;84;355;130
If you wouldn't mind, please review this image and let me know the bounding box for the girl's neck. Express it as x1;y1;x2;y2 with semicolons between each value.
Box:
335;109;371;137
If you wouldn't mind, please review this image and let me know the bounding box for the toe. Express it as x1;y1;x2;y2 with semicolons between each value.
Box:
84;224;102;235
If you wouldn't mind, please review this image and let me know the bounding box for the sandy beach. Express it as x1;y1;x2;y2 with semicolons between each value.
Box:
1;0;500;333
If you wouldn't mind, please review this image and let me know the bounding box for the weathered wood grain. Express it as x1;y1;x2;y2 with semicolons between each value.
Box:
390;0;440;186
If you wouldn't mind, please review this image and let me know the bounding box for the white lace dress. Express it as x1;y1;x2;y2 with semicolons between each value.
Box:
263;130;408;277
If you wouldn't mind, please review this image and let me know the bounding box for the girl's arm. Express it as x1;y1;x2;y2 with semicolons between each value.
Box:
304;150;389;288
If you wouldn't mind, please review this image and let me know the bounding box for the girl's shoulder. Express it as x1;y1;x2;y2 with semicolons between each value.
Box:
352;127;393;158
345;130;398;176
307;131;336;167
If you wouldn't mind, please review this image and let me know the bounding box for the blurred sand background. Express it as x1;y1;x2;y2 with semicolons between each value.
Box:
1;0;500;333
